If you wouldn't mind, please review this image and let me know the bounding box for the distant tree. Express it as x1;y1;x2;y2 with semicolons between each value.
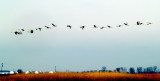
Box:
90;70;93;72
129;67;135;74
153;66;157;72
144;68;147;73
147;67;153;73
102;66;106;72
116;68;121;72
113;70;117;72
120;67;127;73
137;67;143;73
108;70;112;72
116;67;127;73
123;68;127;73
17;69;23;73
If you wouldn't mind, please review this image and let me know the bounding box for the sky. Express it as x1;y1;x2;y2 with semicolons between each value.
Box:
0;0;160;72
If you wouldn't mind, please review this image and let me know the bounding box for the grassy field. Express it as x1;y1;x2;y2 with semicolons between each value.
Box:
0;72;160;81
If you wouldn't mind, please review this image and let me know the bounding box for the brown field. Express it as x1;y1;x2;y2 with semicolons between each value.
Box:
0;72;160;81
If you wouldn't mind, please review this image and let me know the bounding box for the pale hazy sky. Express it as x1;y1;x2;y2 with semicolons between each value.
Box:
0;0;160;72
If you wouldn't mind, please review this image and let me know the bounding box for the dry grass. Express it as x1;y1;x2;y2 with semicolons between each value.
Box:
0;72;160;81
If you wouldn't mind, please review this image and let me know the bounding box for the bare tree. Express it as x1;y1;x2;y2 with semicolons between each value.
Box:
17;69;23;73
137;67;143;73
102;66;106;72
129;67;135;74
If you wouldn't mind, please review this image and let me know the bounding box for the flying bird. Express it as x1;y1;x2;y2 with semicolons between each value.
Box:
80;26;85;30
93;25;98;28
117;25;122;27
107;25;112;28
52;23;57;27
18;31;22;34
124;22;129;26
136;21;140;25
36;28;42;31
140;22;143;25
21;29;25;31
13;31;22;35
28;29;34;33
45;26;51;29
147;22;152;25
67;25;72;29
13;31;19;35
100;26;105;29
136;21;143;25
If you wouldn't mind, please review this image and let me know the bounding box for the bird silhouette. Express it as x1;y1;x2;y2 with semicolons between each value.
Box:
147;22;152;25
140;22;143;25
137;21;140;25
18;31;22;34
17;29;23;34
117;25;122;27
28;29;34;33
36;28;42;31
13;31;22;35
67;25;72;29
52;23;57;27
80;26;85;30
136;21;143;25
14;31;18;35
21;29;25;31
45;26;51;29
93;25;98;28
124;22;129;26
100;26;105;29
107;25;112;28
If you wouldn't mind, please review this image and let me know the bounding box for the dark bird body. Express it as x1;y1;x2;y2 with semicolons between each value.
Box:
52;23;57;27
137;21;143;25
14;31;22;35
93;25;98;28
100;26;105;29
124;22;129;26
36;28;42;31
14;31;18;35
67;25;72;29
117;25;122;27
147;22;152;25
107;25;111;28
28;29;34;33
45;26;51;29
80;26;85;30
21;29;25;31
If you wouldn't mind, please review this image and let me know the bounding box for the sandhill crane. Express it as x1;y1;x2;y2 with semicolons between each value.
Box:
93;25;98;28
147;22;152;25
124;22;129;26
137;21;140;25
13;31;22;35
18;31;22;34
117;25;122;27
28;29;34;33
21;29;25;31
52;23;57;27
136;21;143;25
80;26;85;30
140;22;143;25
14;31;18;35
36;28;42;31
100;26;105;29
67;25;72;29
137;21;139;25
107;25;111;28
45;26;51;29
17;29;23;34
